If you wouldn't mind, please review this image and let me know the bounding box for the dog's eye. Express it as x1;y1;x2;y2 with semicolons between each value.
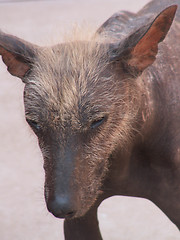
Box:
26;119;41;131
91;116;106;129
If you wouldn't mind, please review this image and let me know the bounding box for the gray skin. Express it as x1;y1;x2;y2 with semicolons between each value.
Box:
0;0;180;239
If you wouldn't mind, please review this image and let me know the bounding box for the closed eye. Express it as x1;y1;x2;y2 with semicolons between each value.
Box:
91;116;107;129
26;119;41;131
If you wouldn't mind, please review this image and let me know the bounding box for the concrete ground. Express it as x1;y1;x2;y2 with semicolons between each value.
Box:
0;0;179;239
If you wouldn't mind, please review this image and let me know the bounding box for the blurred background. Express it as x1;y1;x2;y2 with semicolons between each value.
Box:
0;0;179;239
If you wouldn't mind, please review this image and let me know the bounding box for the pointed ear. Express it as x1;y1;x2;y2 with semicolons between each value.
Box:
0;31;38;80
110;5;177;74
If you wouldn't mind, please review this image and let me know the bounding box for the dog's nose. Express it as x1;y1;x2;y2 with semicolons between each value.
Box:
47;195;76;219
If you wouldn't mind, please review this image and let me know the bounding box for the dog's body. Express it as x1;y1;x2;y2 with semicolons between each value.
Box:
0;1;179;239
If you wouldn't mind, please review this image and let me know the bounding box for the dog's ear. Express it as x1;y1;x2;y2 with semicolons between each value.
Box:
0;31;38;80
109;5;177;74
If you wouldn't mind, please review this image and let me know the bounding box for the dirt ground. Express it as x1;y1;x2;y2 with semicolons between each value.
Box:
0;0;179;240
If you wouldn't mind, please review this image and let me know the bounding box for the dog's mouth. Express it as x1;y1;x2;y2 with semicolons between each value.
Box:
50;210;76;219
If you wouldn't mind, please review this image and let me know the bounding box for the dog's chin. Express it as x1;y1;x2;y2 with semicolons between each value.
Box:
49;209;86;220
52;211;76;219
46;201;91;220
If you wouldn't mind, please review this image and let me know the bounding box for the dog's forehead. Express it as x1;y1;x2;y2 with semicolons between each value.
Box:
25;41;109;124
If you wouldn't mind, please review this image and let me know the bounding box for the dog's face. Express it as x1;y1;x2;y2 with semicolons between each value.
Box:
23;41;129;218
0;5;176;219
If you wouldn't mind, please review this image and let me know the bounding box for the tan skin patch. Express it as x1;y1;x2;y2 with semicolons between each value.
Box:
129;6;177;71
0;47;30;78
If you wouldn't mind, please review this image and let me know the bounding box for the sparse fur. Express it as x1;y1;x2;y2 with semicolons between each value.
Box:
24;30;142;217
1;1;180;239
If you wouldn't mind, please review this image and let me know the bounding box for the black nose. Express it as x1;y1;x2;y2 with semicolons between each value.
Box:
47;195;76;219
